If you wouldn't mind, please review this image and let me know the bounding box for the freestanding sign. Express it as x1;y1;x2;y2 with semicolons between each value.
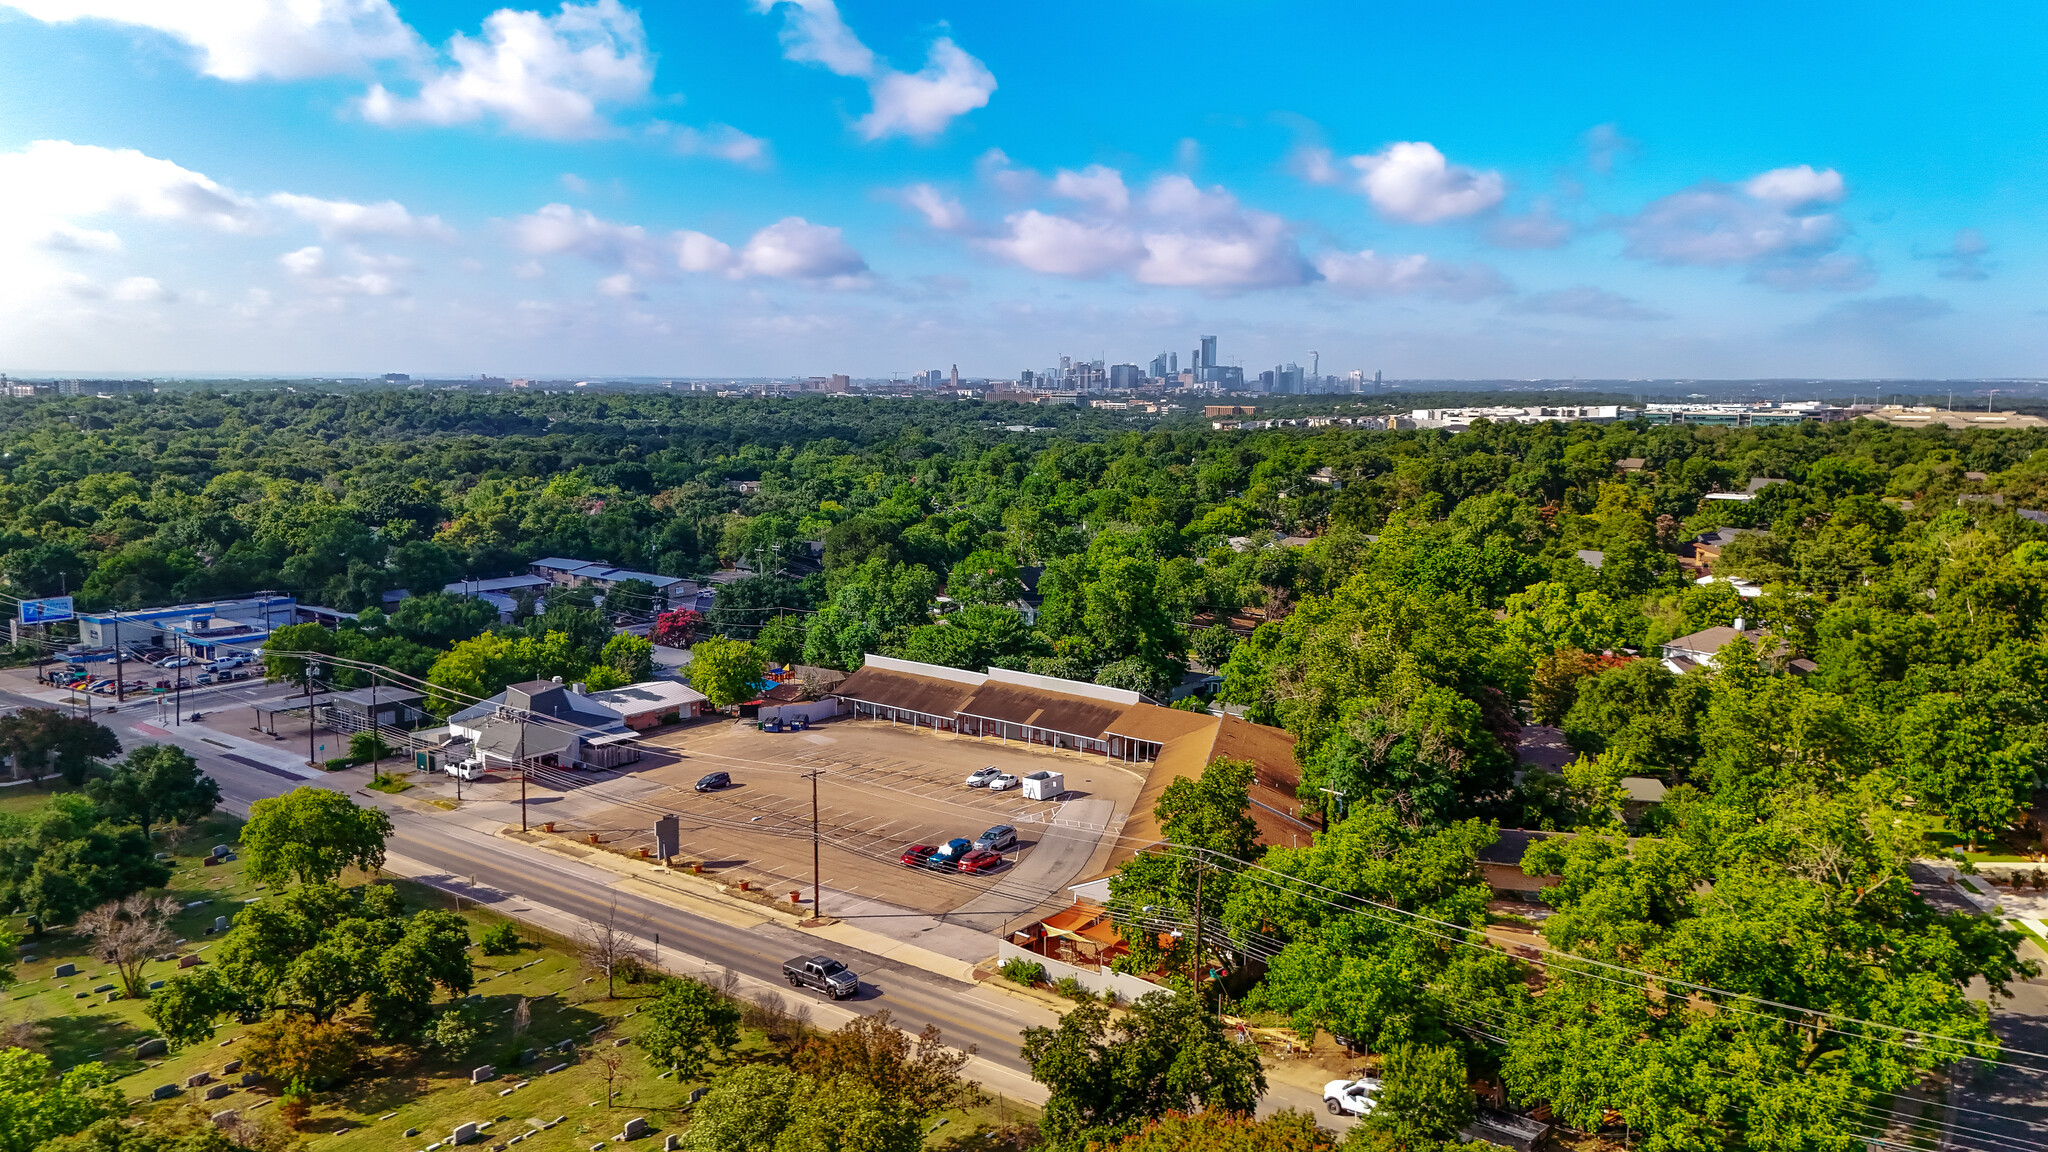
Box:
654;815;680;859
20;596;74;624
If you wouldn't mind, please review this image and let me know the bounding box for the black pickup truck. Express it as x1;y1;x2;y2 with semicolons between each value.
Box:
782;955;859;999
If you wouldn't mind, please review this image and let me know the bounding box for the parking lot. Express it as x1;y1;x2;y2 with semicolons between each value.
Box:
548;716;1147;924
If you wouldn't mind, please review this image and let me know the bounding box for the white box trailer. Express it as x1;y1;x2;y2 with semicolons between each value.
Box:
1021;770;1064;800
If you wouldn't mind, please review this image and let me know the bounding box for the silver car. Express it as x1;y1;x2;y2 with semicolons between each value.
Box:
973;825;1017;852
964;765;1000;788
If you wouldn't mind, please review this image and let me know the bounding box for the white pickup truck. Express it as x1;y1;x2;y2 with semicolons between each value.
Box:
1323;1077;1381;1117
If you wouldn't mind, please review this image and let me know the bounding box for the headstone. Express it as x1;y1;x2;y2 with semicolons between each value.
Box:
212;845;231;858
611;1038;628;1047
452;1123;478;1145
687;1087;708;1105
135;1038;167;1058
210;1110;237;1125
499;1089;514;1098
622;1118;647;1140
202;857;220;867
239;1072;258;1087
179;955;201;969
471;1066;496;1084
154;852;170;861
214;916;228;932
152;1084;178;1100
406;1129;421;1138
664;1137;680;1151
545;1064;568;1075
222;1059;242;1074
518;1048;536;1066
185;1072;212;1088
93;983;114;993
205;1083;233;1100
148;980;165;991
53;963;76;977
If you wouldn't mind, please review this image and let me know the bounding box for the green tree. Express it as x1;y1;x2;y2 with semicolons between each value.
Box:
1896;693;2038;850
0;1049;125;1152
600;632;656;682
262;623;340;686
0;709;122;790
1361;1044;1471;1146
1109;757;1261;983
241;787;392;887
945;549;1023;607
86;744;220;839
1021;993;1266;1151
144;967;234;1050
638;976;741;1079
0;794;171;925
689;635;765;709
424;632;525;715
1105;1110;1335;1151
788;1010;979;1119
388;591;500;647
38;1106;254;1152
753;614;804;668
427;1001;490;1059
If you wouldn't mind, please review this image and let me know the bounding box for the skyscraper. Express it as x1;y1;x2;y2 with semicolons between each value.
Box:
1199;335;1218;370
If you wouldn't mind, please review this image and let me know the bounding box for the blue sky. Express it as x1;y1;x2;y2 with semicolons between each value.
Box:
1;0;2043;379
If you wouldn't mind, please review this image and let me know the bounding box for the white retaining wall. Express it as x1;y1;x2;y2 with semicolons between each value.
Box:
997;939;1175;1003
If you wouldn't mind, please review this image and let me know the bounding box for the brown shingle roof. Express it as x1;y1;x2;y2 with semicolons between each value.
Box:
832;666;979;718
957;682;1128;739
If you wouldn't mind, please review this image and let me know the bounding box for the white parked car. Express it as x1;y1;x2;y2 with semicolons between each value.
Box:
161;656;195;668
987;773;1020;792
964;765;1000;788
1323;1078;1381;1117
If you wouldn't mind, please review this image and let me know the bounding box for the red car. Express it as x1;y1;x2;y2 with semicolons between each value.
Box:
956;849;1003;874
899;845;938;868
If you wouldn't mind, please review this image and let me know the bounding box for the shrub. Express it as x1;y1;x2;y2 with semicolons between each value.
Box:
428;1003;488;1059
479;922;521;956
999;957;1045;987
348;731;393;764
1053;977;1091;1002
323;757;355;771
278;1082;313;1130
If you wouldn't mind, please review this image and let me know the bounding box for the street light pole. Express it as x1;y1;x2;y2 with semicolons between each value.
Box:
305;661;319;767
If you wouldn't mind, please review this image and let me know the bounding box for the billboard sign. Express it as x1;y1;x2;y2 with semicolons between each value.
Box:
20;596;74;624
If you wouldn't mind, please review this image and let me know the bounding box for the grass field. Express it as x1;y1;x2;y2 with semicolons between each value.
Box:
2;805;1036;1152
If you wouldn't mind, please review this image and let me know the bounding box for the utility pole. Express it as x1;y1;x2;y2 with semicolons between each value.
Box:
305;660;318;767
801;769;824;919
112;616;124;704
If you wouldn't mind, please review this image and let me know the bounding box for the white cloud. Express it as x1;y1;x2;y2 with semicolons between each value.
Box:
1743;164;1845;207
1051;165;1129;214
857;39;995;142
981;210;1138;277
1315;248;1507;300
755;0;873;76
0;140;262;237
1928;228;1990;281
675;231;734;273
510;203;663;270
596;272;640;298
661;123;770;165
961;169;1311;290
5;0;423;81
1621;165;1868;290
109;275;174;302
361;0;652;139
754;0;994;140
268;192;454;240
735;217;868;281
1347;141;1506;224
902;184;971;233
277;243;400;294
515;203;870;286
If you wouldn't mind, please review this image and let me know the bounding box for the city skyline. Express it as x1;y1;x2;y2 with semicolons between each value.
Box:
2;2;2044;379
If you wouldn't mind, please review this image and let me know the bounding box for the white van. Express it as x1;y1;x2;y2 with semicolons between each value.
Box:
1021;770;1065;800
